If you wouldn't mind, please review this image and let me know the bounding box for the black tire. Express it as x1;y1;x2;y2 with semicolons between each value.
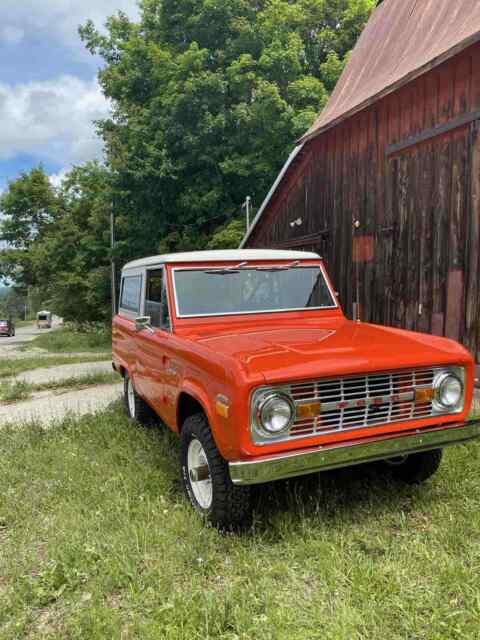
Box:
180;413;251;529
385;449;443;484
123;371;157;426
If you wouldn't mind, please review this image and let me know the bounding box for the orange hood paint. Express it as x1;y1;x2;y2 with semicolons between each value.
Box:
181;318;471;384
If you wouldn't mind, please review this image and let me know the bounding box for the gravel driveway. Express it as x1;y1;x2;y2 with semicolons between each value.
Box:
16;361;114;384
1;322;121;426
0;383;123;426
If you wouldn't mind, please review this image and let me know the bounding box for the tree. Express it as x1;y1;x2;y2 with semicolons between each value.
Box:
80;0;375;260
0;167;62;291
0;164;113;321
207;218;246;250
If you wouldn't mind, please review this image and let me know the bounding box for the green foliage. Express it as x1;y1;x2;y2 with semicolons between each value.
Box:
1;164;114;322
23;324;112;354
79;0;375;262
0;287;25;320
206;217;246;250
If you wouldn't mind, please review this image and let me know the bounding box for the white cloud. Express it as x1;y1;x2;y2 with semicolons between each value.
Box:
49;168;69;189
0;1;139;53
0;75;110;164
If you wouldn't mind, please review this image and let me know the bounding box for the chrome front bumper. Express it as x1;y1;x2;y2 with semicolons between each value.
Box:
229;419;480;485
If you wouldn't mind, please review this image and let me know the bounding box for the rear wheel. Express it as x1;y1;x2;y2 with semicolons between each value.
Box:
180;413;251;529
384;449;443;484
123;372;157;426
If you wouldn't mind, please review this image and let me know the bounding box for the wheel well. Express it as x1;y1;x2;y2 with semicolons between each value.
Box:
177;392;205;432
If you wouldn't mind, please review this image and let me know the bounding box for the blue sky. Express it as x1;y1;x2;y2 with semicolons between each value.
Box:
0;0;139;193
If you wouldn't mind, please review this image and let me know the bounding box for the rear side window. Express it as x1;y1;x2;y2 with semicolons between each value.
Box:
120;275;142;312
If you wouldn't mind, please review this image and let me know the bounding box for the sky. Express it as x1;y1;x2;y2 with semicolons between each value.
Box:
0;0;140;193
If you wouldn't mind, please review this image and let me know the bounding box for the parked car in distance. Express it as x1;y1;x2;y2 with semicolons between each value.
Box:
36;310;52;329
112;250;480;528
0;318;15;337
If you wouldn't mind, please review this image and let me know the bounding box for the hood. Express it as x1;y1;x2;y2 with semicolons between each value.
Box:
190;319;471;383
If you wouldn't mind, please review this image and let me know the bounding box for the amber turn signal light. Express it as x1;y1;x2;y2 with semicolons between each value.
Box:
215;396;230;418
415;388;434;404
297;402;322;419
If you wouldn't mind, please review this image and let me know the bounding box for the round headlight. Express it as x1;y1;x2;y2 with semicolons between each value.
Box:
435;373;463;409
258;394;295;434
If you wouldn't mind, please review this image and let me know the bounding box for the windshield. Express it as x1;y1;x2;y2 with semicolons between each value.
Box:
173;265;336;317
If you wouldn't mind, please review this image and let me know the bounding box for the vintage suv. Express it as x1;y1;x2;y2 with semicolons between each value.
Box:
112;250;480;527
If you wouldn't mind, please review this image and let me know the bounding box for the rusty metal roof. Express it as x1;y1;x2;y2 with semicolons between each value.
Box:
301;0;480;143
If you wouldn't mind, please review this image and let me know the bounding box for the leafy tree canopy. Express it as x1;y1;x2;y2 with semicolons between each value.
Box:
80;0;375;259
0;164;113;321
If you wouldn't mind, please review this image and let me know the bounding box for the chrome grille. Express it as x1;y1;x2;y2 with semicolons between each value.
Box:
288;368;438;439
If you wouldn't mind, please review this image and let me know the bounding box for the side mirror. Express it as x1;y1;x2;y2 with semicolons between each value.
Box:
135;316;154;333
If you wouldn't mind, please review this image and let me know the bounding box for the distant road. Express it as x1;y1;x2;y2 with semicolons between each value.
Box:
0;318;61;352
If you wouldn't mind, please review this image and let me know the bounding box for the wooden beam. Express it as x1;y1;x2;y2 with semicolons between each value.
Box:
386;109;480;156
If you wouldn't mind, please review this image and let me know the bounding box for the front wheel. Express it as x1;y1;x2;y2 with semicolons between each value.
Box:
384;449;443;484
180;413;251;529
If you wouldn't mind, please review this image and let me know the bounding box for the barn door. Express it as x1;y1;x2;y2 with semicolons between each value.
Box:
384;122;478;352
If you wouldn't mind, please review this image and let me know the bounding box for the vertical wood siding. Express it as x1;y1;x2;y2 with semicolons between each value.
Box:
245;42;480;361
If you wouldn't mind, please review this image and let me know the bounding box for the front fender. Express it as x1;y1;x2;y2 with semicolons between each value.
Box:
178;379;236;460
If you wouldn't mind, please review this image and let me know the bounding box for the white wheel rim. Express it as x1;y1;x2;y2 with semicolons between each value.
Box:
187;438;212;510
127;378;136;417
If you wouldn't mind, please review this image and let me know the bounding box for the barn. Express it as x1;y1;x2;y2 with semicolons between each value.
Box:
241;0;480;364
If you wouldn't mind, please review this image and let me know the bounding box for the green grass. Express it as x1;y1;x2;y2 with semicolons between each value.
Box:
22;327;111;354
0;355;111;380
1;406;480;639
0;372;120;403
0;380;31;403
13;320;36;328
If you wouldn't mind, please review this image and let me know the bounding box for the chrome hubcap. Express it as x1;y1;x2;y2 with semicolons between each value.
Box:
127;378;136;417
187;438;212;510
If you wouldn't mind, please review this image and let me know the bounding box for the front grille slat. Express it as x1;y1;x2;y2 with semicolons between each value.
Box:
288;367;439;439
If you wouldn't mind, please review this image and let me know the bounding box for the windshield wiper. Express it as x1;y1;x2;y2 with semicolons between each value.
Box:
255;260;301;272
204;261;248;275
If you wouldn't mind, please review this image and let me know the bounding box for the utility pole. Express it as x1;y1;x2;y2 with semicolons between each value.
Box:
242;196;252;232
110;203;116;317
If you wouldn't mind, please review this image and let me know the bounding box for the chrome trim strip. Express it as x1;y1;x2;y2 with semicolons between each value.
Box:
229;419;480;485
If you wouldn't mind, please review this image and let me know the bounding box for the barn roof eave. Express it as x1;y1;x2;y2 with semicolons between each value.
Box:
239;144;304;248
299;30;480;146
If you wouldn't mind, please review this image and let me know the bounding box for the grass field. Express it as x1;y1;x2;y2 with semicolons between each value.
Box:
0;355;112;380
23;327;111;354
1;406;480;639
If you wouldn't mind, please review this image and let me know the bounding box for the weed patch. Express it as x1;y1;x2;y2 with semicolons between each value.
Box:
22;326;111;354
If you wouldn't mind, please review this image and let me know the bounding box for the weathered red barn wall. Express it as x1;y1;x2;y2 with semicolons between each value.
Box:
246;42;480;360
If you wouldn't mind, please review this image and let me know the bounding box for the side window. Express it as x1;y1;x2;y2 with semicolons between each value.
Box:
145;269;163;328
120;275;142;313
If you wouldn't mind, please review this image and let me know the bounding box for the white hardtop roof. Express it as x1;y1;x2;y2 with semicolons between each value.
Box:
123;249;320;271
